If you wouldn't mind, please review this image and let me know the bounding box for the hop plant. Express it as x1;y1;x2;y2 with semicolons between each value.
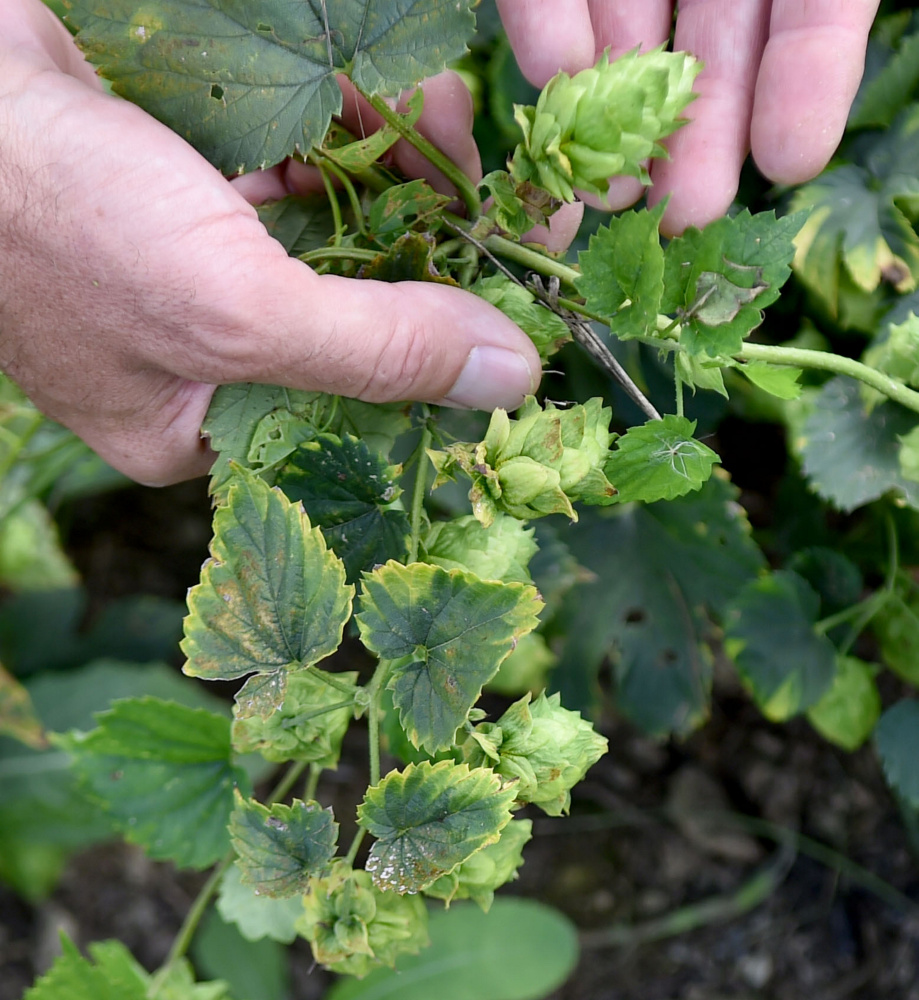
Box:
509;47;701;202
423;819;533;911
429;397;617;526
231;669;357;766
460;692;608;816
298;861;428;977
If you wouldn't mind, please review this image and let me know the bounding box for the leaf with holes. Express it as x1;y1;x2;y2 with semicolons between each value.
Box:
182;466;353;718
355;561;542;753
62;0;477;173
358;760;516;893
230;791;338;898
603;416;718;503
550;476;764;732
724;571;837;720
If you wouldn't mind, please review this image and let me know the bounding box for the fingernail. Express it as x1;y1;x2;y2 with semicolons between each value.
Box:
440;345;536;411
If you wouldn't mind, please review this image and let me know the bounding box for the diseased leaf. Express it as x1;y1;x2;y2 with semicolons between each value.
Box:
551;477;765;731
276;433;410;583
230;791;338;897
663;210;802;357
724;571;837;720
182;466;353;718
216;863;302;944
367;178;451;248
876;699;919;806
0;662;46;749
63;0;477;173
806;656;881;752
358;760;516;893
60;697;246;869
796;377;919;512
355;561;542;753
576;204;666;339
790;110;919;326
603;416;718;503
357;231;457;284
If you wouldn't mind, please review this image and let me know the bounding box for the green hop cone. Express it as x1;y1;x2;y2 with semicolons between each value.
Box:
429;397;617;526
423;818;533;911
461;692;608;816
510;47;701;202
232;669;357;766
298;861;428;977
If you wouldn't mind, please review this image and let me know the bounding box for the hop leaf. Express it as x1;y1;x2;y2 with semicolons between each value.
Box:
231;668;357;766
422;818;533;911
509;47;701;202
430;397;617;526
460;692;608;816
297;861;429;977
473;275;571;361
421;514;538;584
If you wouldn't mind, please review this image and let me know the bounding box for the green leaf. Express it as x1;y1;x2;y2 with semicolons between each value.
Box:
421;514;538;584
850;21;919;129
154;960;232;1000
663;209;802;357
603;415;718;503
806;656;881;752
0;662;46;750
367;178;451;248
872;580;919;684
724;571;837;720
192;906;288;1000
0;499;78;592
258;193;337;256
899;425;919;483
863;312;919;389
325;897;578;1000
551;477;765;732
63;0;477;173
230;791;338;897
24;937;148;1000
355;561;542;753
358;760;517;893
216;863;302;944
323;91;424;174
875;699;919;806
182;466;353;718
576;204;666;339
796;377;919;512
60;697;245;869
737;360;803;400
473;274;571;361
276;433;410;583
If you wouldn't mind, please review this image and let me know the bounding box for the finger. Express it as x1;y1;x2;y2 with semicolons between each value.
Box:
751;0;880;184
586;0;674;58
8;0;101;87
522;201;584;253
496;0;596;85
647;0;771;235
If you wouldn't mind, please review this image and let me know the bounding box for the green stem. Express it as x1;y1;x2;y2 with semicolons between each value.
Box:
309;154;345;246
318;671;360;698
282;699;356;730
738;343;919;416
481;232;581;287
408;419;433;564
305;764;322;802
160;854;234;976
317;156;368;236
360;90;481;217
674;366;684;418
299;246;379;267
267;759;311;804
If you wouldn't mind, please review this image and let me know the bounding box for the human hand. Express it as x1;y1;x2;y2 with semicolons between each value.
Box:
0;0;540;486
497;0;880;235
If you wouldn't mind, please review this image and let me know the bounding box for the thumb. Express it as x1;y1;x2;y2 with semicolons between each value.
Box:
199;254;541;412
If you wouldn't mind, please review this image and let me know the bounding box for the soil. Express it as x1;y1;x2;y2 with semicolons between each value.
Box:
2;479;919;1000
